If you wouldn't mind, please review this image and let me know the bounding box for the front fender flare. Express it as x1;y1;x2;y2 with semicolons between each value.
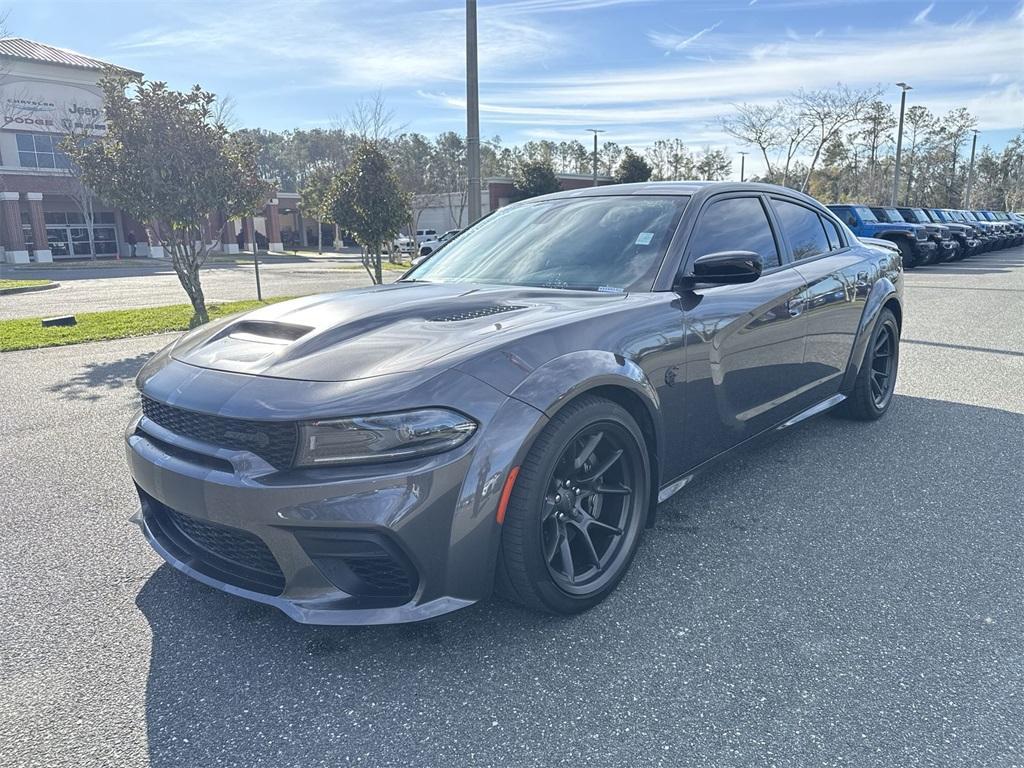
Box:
840;277;900;392
508;350;663;522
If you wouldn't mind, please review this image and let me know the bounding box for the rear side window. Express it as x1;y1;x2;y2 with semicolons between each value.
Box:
689;196;780;268
771;199;830;261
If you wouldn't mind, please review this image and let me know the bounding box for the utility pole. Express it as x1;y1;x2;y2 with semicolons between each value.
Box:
738;151;748;182
466;0;481;224
964;129;980;208
890;82;912;206
587;129;605;186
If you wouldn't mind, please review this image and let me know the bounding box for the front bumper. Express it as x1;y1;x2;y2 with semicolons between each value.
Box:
126;365;546;624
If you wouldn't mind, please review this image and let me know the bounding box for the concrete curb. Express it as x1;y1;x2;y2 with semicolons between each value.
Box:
0;282;60;296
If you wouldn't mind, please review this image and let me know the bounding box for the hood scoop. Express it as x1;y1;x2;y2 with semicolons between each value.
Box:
428;305;527;322
226;320;313;345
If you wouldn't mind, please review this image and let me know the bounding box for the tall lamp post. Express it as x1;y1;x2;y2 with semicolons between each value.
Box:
466;0;481;224
738;151;748;182
890;82;912;206
964;128;980;208
586;129;605;186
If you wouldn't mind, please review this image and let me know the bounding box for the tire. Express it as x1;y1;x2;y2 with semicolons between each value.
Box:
836;308;900;421
496;395;650;615
890;238;917;269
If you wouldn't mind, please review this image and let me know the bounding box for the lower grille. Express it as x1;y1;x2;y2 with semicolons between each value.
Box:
293;529;418;603
143;493;285;595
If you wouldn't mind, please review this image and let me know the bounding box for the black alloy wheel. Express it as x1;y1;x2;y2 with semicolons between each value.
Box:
496;396;649;614
868;320;897;410
835;307;900;421
541;424;640;595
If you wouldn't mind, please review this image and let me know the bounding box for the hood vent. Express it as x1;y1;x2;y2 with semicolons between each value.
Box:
428;305;527;322
226;320;313;345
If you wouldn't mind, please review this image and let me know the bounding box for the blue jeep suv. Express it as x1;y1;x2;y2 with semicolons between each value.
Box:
827;204;936;268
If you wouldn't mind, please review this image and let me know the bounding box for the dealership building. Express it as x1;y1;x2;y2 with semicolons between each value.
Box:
0;38;302;263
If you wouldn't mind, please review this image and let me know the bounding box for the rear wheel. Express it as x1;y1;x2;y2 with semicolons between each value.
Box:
496;396;650;615
836;308;900;421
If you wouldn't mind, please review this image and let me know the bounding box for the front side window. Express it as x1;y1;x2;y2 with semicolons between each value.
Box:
688;196;780;268
771;199;830;261
407;195;688;292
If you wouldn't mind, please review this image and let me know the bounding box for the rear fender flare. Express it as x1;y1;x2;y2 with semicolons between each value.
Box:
840;277;899;392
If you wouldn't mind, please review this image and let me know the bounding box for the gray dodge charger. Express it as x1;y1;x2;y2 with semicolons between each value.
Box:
127;181;903;624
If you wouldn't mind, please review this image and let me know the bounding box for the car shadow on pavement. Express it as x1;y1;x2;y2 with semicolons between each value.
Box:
135;394;1024;767
48;352;151;401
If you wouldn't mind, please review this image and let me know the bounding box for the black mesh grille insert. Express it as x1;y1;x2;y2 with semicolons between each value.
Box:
344;556;415;596
141;396;297;469
143;496;285;596
293;530;418;603
428;305;526;322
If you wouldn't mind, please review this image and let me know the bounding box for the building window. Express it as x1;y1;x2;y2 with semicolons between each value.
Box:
16;133;71;169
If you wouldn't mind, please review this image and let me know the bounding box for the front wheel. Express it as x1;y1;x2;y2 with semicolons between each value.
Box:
836;308;900;421
496;396;650;615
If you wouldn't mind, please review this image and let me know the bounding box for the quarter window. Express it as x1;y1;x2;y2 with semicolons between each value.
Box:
689;197;780;268
822;216;844;251
771;199;830;261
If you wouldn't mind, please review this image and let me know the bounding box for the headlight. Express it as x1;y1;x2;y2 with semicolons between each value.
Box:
295;409;476;466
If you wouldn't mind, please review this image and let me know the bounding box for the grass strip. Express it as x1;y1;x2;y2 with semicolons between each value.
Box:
0;296;295;352
0;279;53;290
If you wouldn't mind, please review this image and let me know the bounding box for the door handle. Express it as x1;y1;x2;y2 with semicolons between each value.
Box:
787;298;805;317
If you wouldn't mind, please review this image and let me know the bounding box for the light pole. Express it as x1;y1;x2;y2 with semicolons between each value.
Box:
466;0;481;224
587;128;605;186
890;82;912;206
964;129;980;208
738;151;748;182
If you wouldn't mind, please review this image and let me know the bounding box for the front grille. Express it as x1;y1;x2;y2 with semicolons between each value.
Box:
141;396;297;469
143;495;285;595
915;229;928;241
429;305;526;322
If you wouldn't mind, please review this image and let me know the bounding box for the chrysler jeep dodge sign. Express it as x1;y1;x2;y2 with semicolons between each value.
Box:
1;79;106;133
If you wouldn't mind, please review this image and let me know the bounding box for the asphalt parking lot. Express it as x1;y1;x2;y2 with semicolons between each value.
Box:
1;247;1022;768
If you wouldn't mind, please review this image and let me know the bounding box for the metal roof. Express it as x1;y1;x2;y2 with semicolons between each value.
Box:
0;38;141;75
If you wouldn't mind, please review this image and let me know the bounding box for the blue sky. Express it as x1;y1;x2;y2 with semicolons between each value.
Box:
11;0;1024;174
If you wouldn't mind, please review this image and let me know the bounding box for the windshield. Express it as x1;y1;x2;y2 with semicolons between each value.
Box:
854;206;877;222
906;209;929;224
881;208;904;222
930;209;950;222
406;195;688;292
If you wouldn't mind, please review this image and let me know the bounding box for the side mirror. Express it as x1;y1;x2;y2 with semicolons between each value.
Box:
680;250;763;288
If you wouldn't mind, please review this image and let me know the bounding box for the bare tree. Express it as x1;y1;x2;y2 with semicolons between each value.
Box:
720;103;783;178
794;85;881;192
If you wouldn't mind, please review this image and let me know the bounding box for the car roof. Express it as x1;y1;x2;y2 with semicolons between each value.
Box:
533;180;826;209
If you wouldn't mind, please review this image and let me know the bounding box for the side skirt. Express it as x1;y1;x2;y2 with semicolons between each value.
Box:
656;392;847;505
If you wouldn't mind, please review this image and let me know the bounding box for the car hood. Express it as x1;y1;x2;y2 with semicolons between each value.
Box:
169;281;628;382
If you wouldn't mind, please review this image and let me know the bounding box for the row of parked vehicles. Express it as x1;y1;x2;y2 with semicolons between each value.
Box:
827;204;1024;267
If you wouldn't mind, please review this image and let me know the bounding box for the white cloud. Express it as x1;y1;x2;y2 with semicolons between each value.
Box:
913;2;934;25
647;22;722;54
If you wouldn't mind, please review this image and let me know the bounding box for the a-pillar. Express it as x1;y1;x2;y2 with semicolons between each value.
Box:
263;199;283;252
0;192;29;264
25;193;52;262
